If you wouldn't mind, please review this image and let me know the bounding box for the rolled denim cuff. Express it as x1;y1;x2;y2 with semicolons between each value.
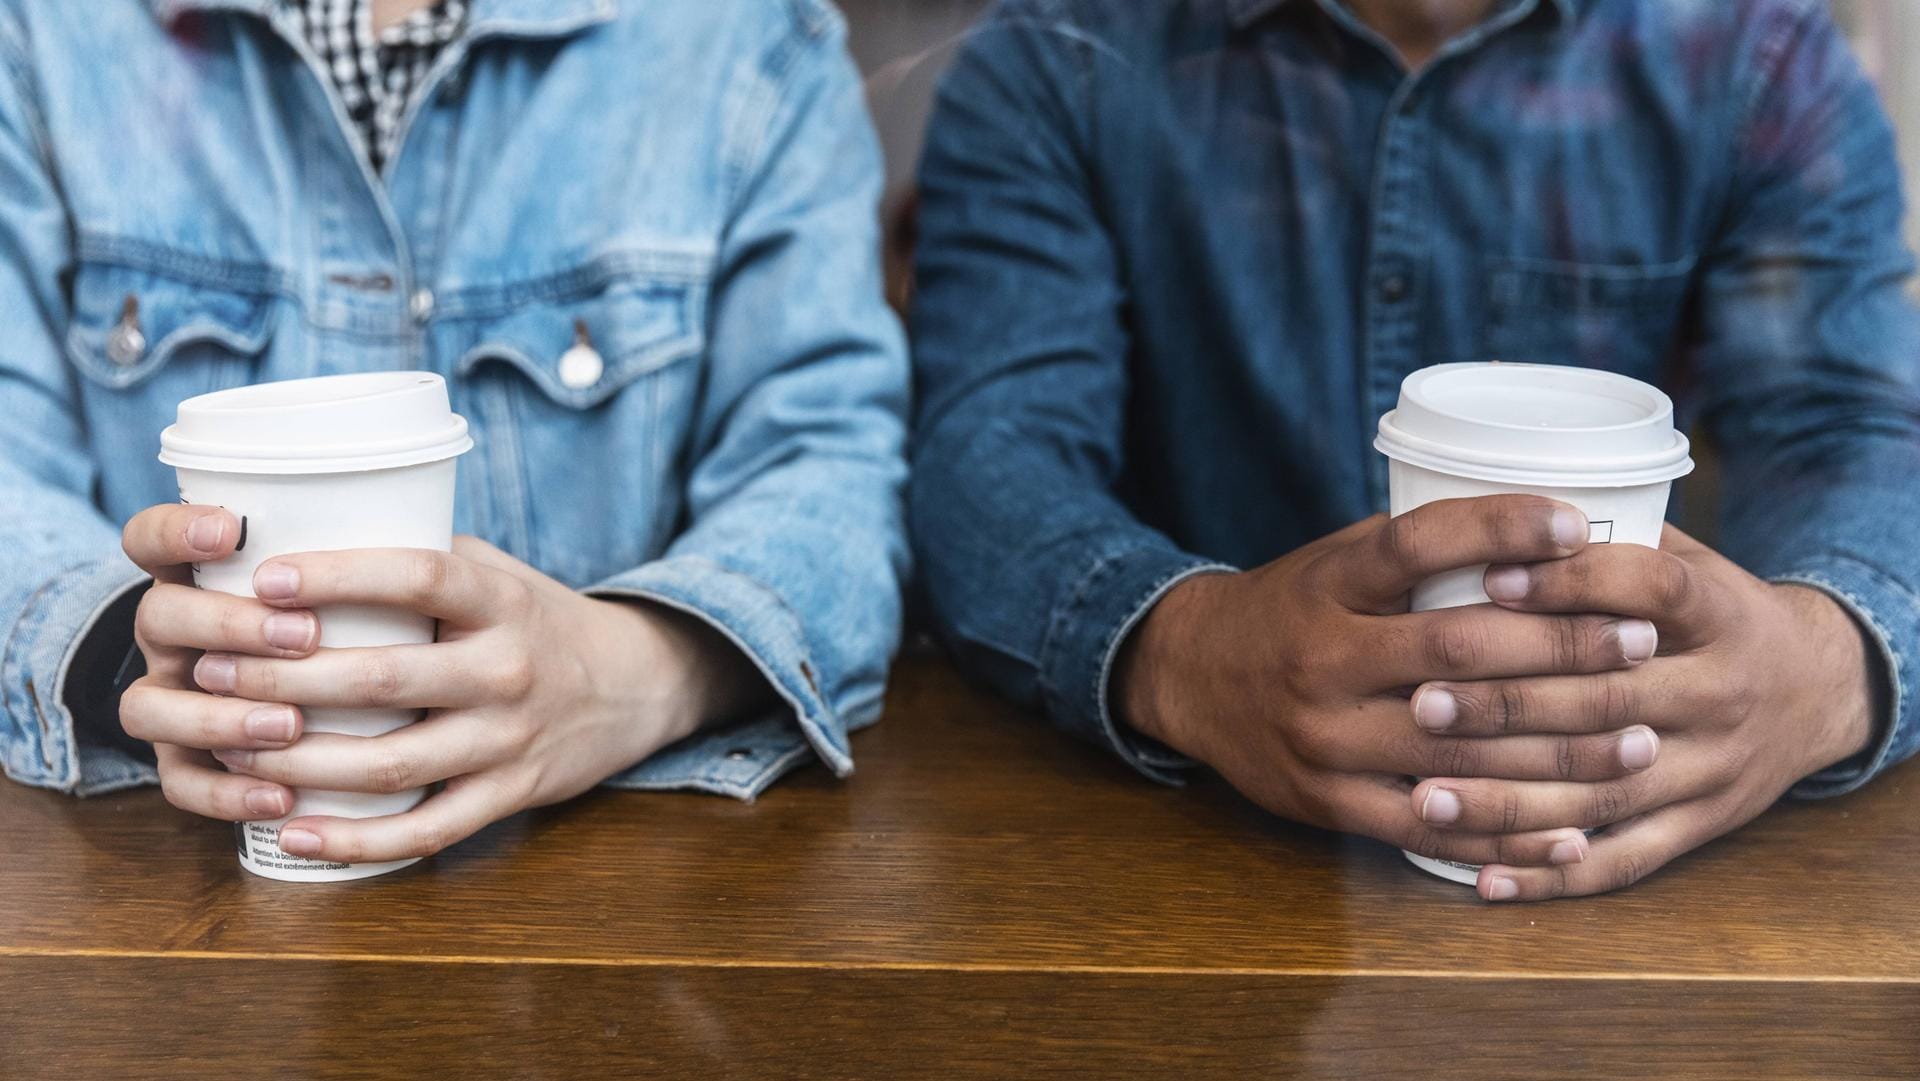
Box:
1771;554;1917;800
586;554;861;801
1;556;153;796
1038;544;1237;784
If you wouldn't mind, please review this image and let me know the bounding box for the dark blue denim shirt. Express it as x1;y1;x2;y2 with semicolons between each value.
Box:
909;0;1920;796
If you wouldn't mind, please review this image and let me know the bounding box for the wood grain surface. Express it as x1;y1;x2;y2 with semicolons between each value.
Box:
2;656;1916;1079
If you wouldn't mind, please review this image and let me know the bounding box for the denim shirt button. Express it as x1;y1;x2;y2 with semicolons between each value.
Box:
1376;273;1410;303
409;288;435;323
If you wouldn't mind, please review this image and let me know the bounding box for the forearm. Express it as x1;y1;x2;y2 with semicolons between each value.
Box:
911;405;1233;776
1718;424;1920;796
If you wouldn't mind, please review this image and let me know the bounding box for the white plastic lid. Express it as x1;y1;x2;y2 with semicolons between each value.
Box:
1375;362;1694;487
160;371;473;475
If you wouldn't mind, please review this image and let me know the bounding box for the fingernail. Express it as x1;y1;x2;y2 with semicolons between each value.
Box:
1550;509;1589;550
1413;686;1457;732
243;706;297;744
1615;618;1658;662
186;515;226;554
195;653;238;694
1485;565;1530;602
254;564;300;601
243;787;284;816
214;749;253;770
1486;875;1520;901
1420;786;1462;825
262;611;316;651
278;828;322;856
1619;726;1659;771
1549;837;1588;865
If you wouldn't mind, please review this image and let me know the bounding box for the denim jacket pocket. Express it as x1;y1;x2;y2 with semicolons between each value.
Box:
1482;255;1696;380
65;262;275;391
452;274;712;583
453;277;707;410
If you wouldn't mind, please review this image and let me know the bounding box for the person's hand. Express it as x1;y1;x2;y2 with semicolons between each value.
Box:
120;503;310;825
1118;495;1665;871
132;530;769;862
1408;525;1878;902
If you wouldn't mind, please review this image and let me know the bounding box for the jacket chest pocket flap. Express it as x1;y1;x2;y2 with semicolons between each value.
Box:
66;263;274;390
455;277;707;409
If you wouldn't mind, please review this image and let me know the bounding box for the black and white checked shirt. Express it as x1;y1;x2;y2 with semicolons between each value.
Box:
285;0;467;172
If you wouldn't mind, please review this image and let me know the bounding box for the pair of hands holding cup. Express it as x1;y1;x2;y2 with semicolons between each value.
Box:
119;503;763;866
124;493;1873;900
1119;494;1879;902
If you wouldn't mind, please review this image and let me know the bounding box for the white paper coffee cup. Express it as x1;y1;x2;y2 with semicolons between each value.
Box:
1374;362;1693;886
159;372;473;883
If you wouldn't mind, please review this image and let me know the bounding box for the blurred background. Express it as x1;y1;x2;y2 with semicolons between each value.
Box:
844;0;1920;292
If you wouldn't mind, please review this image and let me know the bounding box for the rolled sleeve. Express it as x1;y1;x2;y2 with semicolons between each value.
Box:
587;555;866;800
1;555;152;796
1041;547;1234;782
1772;555;1917;799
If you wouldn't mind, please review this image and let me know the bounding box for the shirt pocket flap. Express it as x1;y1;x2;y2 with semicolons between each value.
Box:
455;279;705;410
66;263;275;390
1486;255;1696;311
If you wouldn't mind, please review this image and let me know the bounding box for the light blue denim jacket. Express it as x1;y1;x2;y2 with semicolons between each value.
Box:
0;0;910;799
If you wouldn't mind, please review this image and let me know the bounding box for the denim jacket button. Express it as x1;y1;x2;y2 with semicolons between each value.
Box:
558;341;605;389
107;295;145;366
409;288;435;323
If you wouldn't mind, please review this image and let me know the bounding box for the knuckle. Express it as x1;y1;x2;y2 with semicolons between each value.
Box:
1429;737;1479;780
1553;617;1587;670
1585;781;1631;827
404;551;452;605
215;602;252;648
1595;677;1637;729
1379;513;1424;574
490;654;536;701
1609;848;1655;892
1423;617;1483;675
351;655;404;707
1491;500;1535;549
1553;736;1578;781
1400;824;1454;861
1705;739;1747;786
1652;555;1695;613
328;834;366;865
118;683;157;739
237;660;276;700
156;770;189;809
1497;786;1523;833
1543;866;1572;900
132;595;167;645
366;751;419;795
1287;718;1338;766
1491;682;1530;734
407;822;453;859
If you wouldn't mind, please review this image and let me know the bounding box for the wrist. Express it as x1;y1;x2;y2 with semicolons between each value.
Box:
1115;572;1232;760
592;598;774;746
1774;584;1880;774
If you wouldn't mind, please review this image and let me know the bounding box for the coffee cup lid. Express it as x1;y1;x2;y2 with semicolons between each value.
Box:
160;372;474;475
1374;362;1694;487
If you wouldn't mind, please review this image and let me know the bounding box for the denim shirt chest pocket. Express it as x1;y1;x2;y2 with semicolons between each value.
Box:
65;260;276;507
1482;256;1698;383
453;271;710;586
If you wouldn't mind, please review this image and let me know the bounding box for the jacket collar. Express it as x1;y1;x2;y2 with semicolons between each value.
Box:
1227;0;1579;32
150;0;617;38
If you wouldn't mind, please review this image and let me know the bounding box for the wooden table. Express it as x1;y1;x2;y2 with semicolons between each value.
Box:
2;656;1916;1079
